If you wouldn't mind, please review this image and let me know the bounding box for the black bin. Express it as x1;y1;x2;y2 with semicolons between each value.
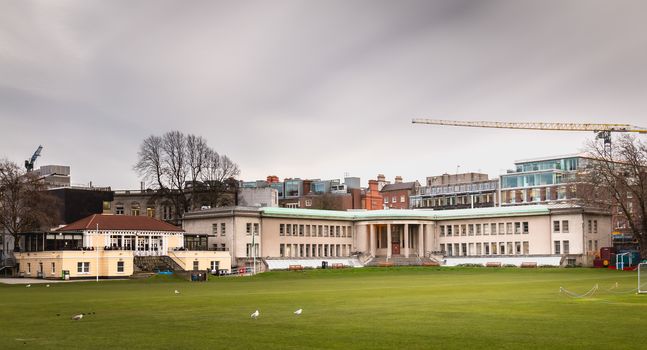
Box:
321;261;328;269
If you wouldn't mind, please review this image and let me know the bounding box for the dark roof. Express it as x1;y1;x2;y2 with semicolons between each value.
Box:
57;214;183;232
381;182;418;192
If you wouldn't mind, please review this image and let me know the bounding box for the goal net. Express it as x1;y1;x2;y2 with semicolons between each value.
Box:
639;263;647;294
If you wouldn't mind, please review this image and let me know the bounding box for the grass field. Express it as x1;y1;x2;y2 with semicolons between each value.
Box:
1;267;645;349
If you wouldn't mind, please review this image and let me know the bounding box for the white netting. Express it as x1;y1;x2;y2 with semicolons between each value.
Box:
639;263;647;294
559;284;599;298
605;282;639;294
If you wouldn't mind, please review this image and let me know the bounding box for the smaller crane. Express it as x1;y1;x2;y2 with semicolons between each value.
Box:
25;145;43;172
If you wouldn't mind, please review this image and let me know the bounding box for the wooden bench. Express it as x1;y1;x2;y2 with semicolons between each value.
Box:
288;265;304;271
486;262;502;267
422;261;440;266
378;262;394;267
332;263;345;269
520;262;537;268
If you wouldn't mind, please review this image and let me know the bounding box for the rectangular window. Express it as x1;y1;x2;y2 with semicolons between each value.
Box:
324;226;329;237
221;223;226;236
484;243;490;255
588;240;593;251
400;195;405;203
476;224;481;236
117;261;124;273
348;226;353;238
280;224;285;236
563;240;570;254
587;220;592;233
318;225;323;237
299;225;304;236
146;207;155;218
553;220;560;232
246;223;252;235
522;222;529;234
210;261;219;271
280;244;285;257
103;201;111;211
468;224;474;236
594;240;598;250
286;224;292;236
305;199;312;207
77;262;90;273
115;205;124;215
593;220;598;233
498;223;504;235
212;223;218;235
554;241;561;255
514;222;521;234
254;223;259;235
440;225;445;237
562;220;569;233
483;224;489;235
515;242;521;255
491;223;497;235
506;223;512;235
306;225;311;236
446;225;452;236
523;241;529;254
193;261;199;270
461;224;466;236
51;262;56;274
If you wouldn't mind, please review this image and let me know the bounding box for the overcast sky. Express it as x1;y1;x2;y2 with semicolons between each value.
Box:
1;0;646;189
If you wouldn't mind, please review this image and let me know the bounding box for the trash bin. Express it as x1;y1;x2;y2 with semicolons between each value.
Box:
321;261;328;269
62;270;70;280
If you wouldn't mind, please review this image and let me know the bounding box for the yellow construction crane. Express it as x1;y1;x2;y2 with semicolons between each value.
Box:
411;118;647;150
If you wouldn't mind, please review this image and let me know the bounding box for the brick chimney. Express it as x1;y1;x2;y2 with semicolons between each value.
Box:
394;176;403;184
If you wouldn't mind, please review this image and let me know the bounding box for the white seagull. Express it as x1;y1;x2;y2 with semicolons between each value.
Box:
251;310;259;319
72;314;83;321
46;284;50;288
294;309;303;315
26;284;31;288
174;290;180;294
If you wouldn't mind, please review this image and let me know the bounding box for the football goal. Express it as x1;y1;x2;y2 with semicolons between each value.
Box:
639;263;647;294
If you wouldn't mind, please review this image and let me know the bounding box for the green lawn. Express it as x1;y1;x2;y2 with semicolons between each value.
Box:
1;267;645;349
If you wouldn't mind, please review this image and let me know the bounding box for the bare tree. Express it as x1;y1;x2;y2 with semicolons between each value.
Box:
0;160;59;250
134;131;240;222
580;135;647;256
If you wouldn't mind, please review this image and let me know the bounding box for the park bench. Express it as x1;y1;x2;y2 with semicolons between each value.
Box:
288;265;304;271
332;263;345;269
422;261;440;266
486;262;502;267
520;262;537;268
378;262;394;267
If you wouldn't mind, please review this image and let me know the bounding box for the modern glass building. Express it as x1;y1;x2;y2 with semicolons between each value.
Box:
500;155;585;205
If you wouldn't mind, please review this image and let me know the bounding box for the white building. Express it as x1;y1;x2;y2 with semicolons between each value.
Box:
182;204;611;269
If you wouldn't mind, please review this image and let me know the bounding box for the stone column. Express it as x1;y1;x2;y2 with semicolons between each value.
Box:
387;224;392;259
404;223;410;258
369;224;376;257
418;224;424;257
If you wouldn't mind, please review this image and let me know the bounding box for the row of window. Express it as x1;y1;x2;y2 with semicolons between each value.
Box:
26;261;126;274
279;223;353;238
384;195;406;204
279;243;352;258
113;204;173;220
411;193;494;208
440;241;530;256
440;222;529;237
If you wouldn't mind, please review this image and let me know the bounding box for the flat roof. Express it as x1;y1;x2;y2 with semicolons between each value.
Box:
260;205;550;221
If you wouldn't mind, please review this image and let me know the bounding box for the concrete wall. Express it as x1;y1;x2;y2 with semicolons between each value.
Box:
167;250;231;272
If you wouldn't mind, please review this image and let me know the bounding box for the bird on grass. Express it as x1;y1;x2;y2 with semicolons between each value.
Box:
26;284;31;288
46;284;50;288
251;310;259;319
294;309;303;315
72;314;83;321
174;290;180;294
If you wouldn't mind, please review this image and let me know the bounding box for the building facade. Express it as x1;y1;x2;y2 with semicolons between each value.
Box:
410;172;498;210
182;205;611;268
14;214;230;279
380;176;420;209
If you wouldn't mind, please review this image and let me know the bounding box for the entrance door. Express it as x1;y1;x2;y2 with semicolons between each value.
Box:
392;243;401;255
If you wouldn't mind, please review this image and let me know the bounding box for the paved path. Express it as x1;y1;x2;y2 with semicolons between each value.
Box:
0;278;115;284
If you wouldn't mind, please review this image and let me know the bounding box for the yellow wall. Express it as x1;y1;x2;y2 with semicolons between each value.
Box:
167;250;231;272
15;250;134;279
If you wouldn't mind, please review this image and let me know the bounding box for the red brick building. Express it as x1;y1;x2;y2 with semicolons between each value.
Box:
380;176;420;209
